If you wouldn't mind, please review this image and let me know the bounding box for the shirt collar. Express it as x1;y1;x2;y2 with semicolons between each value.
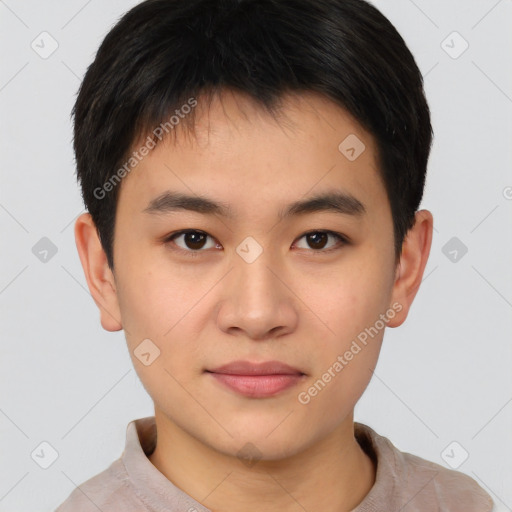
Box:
122;416;211;512
352;421;402;511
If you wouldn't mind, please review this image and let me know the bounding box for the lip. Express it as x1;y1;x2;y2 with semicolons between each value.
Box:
208;360;304;375
206;360;306;398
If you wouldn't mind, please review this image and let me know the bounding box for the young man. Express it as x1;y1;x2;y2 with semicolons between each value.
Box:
57;0;494;510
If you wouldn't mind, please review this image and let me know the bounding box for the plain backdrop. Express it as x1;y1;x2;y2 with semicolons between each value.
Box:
0;1;511;511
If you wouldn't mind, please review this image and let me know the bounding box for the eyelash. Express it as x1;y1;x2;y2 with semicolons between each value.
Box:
163;229;348;258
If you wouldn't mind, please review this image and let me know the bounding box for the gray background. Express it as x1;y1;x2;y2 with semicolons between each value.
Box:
1;0;511;510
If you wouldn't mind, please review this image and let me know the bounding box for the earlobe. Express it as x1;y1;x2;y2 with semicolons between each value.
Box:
74;213;123;332
387;209;433;328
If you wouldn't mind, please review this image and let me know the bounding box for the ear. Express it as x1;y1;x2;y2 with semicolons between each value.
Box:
74;213;123;332
387;209;433;328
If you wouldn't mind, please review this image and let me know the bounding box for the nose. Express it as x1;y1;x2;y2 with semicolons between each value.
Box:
215;252;299;341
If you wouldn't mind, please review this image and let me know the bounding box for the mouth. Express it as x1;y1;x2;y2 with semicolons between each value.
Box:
205;360;306;398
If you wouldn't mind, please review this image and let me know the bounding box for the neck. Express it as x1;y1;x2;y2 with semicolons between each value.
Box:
148;410;376;512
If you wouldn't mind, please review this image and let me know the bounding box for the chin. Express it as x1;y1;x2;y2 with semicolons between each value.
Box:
206;420;314;462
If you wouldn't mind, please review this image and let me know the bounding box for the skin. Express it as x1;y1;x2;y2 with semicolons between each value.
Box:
75;89;433;512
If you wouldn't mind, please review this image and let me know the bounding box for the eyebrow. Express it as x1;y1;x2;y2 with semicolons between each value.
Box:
143;190;366;219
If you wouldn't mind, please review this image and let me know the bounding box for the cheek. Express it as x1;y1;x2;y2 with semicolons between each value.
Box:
296;285;386;429
116;266;208;373
298;254;392;400
116;257;197;336
301;251;394;414
308;260;392;344
298;339;382;435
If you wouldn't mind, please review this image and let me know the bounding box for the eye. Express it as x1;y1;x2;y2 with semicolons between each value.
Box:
165;230;220;254
293;230;347;252
164;229;348;257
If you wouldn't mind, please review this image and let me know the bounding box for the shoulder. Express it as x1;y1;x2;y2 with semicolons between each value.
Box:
398;449;494;511
355;423;494;512
54;459;146;512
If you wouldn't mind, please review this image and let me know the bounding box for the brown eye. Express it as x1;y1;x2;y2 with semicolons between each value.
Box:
306;232;328;250
181;232;207;250
294;231;347;252
166;230;218;253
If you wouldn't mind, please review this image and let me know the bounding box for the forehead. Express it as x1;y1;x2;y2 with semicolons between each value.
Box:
117;90;387;221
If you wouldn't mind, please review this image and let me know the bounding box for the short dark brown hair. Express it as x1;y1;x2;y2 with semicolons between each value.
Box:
72;0;433;269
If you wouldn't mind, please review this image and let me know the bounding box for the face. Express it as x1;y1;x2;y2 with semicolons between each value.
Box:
108;90;400;458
